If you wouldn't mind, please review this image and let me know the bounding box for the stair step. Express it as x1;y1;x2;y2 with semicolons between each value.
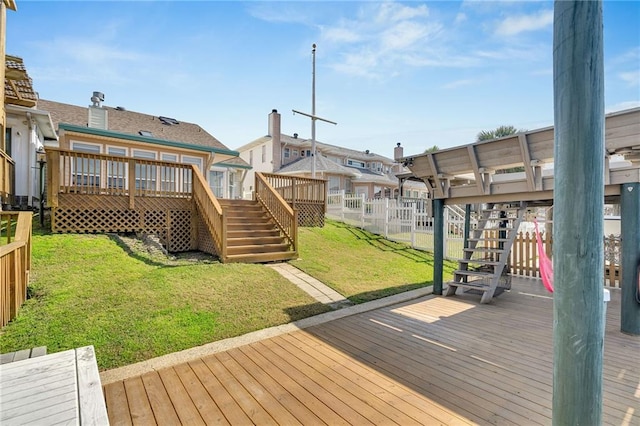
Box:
225;251;298;264
227;217;271;225
227;243;291;255
456;258;500;266
227;229;280;238
446;281;492;291
468;237;510;242
227;223;275;231
463;247;505;253
226;236;285;246
454;269;495;278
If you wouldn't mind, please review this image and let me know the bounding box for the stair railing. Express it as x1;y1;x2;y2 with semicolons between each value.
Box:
192;166;227;261
255;172;298;253
1;211;32;327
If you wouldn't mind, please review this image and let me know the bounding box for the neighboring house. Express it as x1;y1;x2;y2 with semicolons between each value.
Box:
38;96;250;199
236;109;428;199
2;55;58;209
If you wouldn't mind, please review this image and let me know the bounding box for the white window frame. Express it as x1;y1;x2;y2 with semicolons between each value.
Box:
209;169;225;198
106;146;127;190
132;149;157;191
160;153;179;193
181;155;203;192
71;141;102;188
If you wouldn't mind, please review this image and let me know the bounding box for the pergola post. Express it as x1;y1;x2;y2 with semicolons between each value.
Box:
433;198;444;295
552;1;605;424
620;182;640;335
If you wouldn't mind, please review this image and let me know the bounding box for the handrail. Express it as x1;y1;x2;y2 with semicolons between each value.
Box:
0;211;32;327
255;172;297;251
261;172;326;206
191;166;227;261
45;148;194;208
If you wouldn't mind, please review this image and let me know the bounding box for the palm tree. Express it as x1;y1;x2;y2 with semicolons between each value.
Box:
476;125;520;142
477;125;525;172
423;145;440;153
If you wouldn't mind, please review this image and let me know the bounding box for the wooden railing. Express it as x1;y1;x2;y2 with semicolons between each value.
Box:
0;150;15;204
192;166;226;261
46;148;194;208
255;172;297;251
1;211;32;327
506;231;621;287
261;173;326;206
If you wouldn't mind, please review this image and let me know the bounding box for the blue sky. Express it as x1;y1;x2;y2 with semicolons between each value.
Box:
6;1;639;159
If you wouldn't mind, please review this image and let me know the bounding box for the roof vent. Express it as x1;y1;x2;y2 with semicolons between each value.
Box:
272;109;278;113
158;116;179;126
293;133;298;139
90;91;104;107
365;149;370;154
116;106;126;111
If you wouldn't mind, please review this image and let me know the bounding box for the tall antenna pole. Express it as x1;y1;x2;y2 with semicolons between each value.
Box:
311;43;317;178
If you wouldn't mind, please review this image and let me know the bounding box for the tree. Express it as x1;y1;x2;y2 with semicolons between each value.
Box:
477;125;525;173
476;125;520;142
423;145;440;153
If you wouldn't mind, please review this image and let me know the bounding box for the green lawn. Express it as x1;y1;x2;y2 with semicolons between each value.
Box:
0;230;329;370
0;219;450;370
292;219;456;303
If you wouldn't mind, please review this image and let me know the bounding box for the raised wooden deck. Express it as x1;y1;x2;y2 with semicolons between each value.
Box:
103;278;639;425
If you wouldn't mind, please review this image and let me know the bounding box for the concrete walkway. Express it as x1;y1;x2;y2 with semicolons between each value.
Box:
266;263;354;309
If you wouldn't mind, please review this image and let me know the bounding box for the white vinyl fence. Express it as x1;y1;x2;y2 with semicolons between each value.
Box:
326;191;466;260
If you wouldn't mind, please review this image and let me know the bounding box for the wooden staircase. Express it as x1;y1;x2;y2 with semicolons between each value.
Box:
218;199;297;263
444;202;527;304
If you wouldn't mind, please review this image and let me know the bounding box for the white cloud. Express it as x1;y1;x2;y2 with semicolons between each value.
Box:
619;70;640;87
441;79;475;89
373;2;429;23
380;21;435;51
322;26;362;44
606;101;640;113
454;13;467;25
494;9;553;36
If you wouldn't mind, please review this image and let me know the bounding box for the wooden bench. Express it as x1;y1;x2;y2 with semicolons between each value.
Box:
0;345;108;424
0;346;47;364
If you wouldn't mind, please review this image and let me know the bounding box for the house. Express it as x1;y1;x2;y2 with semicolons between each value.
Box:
38;95;250;199
2;56;58;210
236;109;428;199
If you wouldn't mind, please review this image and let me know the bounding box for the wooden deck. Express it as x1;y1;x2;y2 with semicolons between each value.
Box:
103;278;639;425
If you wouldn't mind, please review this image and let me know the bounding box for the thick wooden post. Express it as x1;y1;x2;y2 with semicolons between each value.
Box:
433;198;444;295
553;1;605;424
620;183;640;335
463;204;471;250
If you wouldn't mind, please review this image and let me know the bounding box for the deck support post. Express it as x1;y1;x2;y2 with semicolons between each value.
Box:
552;1;605;424
620;182;640;335
433;198;444;295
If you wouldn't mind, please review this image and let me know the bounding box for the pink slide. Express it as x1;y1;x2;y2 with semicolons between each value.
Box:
534;219;554;293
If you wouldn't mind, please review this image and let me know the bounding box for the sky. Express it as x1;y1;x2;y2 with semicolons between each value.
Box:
6;1;640;159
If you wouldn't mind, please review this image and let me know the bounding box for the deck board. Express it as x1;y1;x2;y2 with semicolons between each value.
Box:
103;278;640;425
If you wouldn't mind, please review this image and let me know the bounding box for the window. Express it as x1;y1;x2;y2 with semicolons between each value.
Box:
161;153;178;192
72;142;101;187
181;156;202;192
293;149;298;157
133;149;157;190
347;159;365;168
284;148;290;158
139;130;153;137
228;172;237;199
300;150;305;157
328;176;340;192
209;170;224;198
4;127;11;156
107;147;127;190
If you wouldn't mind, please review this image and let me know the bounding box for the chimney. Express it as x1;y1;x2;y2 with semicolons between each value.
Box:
88;91;108;130
394;142;404;161
269;109;282;170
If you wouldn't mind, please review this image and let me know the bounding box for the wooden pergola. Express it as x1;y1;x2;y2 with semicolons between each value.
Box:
400;107;640;334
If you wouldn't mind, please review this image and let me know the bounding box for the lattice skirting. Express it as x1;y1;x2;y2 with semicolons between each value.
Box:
194;209;218;257
52;194;196;252
295;202;325;227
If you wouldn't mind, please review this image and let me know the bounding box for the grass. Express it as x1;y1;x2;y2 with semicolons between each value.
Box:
1;218;450;370
0;228;329;370
292;219;457;303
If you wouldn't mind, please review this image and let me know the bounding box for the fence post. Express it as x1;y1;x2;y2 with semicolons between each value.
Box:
360;194;365;229
340;190;345;222
411;203;417;248
384;198;389;238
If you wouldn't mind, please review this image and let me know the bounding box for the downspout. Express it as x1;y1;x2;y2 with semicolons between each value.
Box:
26;112;34;207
